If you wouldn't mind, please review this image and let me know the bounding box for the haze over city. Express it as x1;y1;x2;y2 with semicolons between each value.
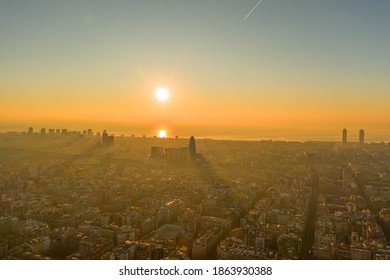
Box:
1;1;390;141
2;1;390;262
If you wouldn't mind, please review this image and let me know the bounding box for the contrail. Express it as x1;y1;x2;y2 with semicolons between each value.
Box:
243;0;264;21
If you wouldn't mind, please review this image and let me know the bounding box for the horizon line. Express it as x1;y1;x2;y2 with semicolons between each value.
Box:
1;128;389;144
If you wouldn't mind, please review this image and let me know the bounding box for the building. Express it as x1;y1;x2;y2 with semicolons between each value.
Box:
342;128;347;144
0;238;8;259
165;147;188;164
150;136;198;165
189;136;196;162
102;130;114;146
151;247;165;260
192;229;223;259
359;129;364;145
67;237;114;260
143;224;183;249
217;242;278;260
277;233;302;260
150;146;164;158
25;236;51;256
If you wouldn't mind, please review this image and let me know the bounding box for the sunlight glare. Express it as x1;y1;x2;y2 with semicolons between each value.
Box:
157;129;167;138
155;87;170;102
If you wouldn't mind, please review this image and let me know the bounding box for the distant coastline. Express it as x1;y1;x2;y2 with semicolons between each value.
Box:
1;126;389;143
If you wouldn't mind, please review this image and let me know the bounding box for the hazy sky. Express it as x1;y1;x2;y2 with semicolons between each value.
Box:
1;0;389;140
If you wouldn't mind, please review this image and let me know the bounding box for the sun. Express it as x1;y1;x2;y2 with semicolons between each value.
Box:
155;87;170;102
157;129;167;138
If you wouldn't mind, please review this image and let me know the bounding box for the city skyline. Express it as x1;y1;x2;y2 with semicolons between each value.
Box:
2;126;382;144
1;129;390;260
1;1;390;141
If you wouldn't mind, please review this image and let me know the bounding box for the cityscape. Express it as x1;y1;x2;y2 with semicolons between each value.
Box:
1;0;390;264
1;127;390;260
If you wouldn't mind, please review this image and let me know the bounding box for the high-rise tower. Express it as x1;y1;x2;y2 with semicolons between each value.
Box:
189;136;196;162
342;128;347;144
102;130;114;145
359;129;364;145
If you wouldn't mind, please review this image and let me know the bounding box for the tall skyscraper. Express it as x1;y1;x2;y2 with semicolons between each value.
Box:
102;130;108;144
189;136;196;162
359;129;364;145
102;130;114;146
342;128;347;144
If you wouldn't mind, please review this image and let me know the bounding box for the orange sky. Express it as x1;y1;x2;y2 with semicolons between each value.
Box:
1;1;390;141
